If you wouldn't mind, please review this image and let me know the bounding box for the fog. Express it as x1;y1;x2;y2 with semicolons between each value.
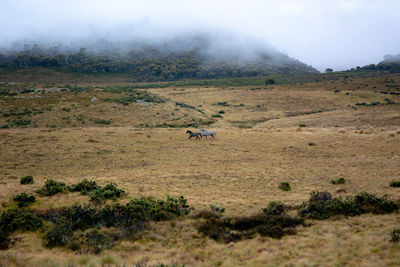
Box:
1;0;399;71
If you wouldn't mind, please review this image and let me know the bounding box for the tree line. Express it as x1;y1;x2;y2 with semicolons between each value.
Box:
0;44;317;81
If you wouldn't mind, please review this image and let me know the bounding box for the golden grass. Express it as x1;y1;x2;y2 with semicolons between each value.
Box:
1;73;400;266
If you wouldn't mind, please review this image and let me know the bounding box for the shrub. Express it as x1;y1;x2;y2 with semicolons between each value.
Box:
20;175;34;185
299;124;307;127
197;212;303;243
89;183;124;202
13;192;36;207
36;179;68;196
262;201;286;216
264;79;276;85
389;180;400;187
210;204;225;215
44;218;73;247
0;229;10;250
279;182;291;191
212;114;223;118
69;179;100;194
331;177;346;185
0;208;42;233
94;119;111;125
85;229;115;254
390;228;400;242
299;191;399;219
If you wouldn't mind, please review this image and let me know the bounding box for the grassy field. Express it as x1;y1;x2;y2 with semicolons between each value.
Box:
1;71;400;266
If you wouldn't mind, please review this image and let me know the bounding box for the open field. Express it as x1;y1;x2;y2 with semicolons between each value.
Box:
1;71;400;266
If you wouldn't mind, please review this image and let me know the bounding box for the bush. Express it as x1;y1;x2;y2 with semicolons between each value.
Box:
210;204;225;215
197;212;303;243
389;180;400;187
0;208;42;233
279;182;291;191
69;179;100;194
89;183;124;202
44;218;73;247
390;228;400;242
0;229;10;250
13;192;36;207
36;179;68;196
262;201;286;216
264;79;276;85
20;175;34;185
299;191;399;220
85;229;115;253
331;177;346;185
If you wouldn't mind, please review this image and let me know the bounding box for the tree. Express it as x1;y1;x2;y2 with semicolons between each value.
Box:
325;68;333;73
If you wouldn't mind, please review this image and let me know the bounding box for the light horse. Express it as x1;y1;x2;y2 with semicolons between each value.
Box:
199;128;216;139
186;130;202;140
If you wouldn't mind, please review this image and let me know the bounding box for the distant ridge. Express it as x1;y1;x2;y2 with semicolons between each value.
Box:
0;33;318;82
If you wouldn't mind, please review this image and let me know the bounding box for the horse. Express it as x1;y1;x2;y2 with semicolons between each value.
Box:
199;128;216;139
186;130;202;140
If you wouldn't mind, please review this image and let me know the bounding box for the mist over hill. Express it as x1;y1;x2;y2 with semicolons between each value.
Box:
0;32;318;82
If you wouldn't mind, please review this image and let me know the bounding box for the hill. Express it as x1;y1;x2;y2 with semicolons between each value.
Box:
0;34;318;82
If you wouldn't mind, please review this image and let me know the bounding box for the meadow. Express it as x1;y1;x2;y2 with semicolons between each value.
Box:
0;70;400;266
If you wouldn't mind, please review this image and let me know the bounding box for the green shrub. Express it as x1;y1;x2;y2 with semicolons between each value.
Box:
331;177;346;185
299;191;399;220
0;208;42;233
36;179;68;196
212;114;223;118
69;179;100;194
299;124;307;127
197;212;303;243
94;119;111;125
44;218;73;247
279;182;291;191
20;175;34;185
89;183;124;202
13;192;36;207
262;201;286;216
390;228;400;242
389;180;400;187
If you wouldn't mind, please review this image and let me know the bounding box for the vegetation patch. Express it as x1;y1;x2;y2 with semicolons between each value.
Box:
20;175;34;185
39;195;191;252
331;177;346;185
299;191;399;220
36;179;69;196
89;183;125;202
13;192;36;207
69;179;100;194
197;205;303;243
390;228;400;242
389;180;400;187
279;182;291;191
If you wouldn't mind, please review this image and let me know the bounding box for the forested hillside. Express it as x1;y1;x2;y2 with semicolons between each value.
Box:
0;35;318;81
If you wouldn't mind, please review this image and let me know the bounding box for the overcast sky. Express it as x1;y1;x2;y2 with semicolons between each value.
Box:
1;0;399;71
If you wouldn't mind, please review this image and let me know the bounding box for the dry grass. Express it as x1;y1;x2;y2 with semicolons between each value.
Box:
1;73;400;266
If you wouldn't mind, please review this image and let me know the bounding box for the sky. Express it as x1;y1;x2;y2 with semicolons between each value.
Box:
0;0;399;71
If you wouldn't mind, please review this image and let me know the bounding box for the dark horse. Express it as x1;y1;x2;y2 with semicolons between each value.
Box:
186;130;202;140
